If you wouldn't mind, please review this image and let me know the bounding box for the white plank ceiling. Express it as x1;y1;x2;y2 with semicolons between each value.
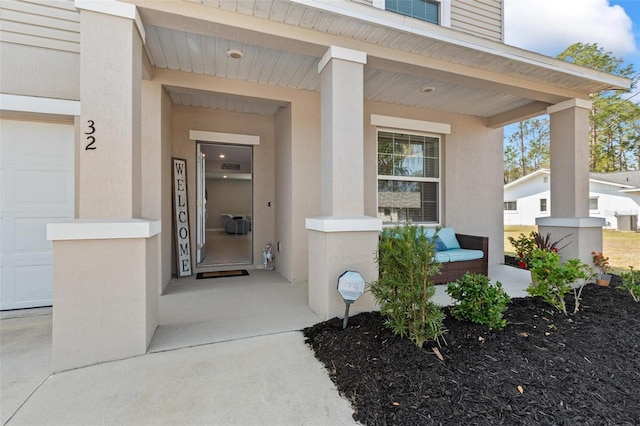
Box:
142;0;621;117
147;24;531;117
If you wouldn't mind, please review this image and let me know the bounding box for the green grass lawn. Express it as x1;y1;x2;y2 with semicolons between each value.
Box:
504;225;639;273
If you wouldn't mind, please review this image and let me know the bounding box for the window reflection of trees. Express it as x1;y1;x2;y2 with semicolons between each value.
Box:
377;132;439;223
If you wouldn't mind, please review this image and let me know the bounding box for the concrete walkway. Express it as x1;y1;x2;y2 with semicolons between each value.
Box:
1;265;530;425
2;327;356;426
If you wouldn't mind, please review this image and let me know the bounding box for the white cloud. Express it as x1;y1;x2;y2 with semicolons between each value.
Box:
504;0;637;58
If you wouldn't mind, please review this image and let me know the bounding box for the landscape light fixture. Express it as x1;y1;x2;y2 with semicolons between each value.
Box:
337;270;366;329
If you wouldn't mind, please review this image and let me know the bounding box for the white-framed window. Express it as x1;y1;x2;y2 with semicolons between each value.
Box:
377;130;440;224
589;197;599;211
504;201;517;211
372;0;451;27
540;198;547;212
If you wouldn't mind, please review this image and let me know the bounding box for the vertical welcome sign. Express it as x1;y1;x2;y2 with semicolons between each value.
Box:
172;158;192;277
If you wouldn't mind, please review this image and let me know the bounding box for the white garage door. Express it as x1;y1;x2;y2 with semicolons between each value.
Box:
1;119;74;310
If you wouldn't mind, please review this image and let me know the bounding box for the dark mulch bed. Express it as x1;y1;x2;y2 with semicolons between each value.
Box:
304;275;640;425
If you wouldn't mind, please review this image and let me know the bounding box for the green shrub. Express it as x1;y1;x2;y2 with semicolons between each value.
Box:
446;273;510;330
369;224;446;348
527;249;590;314
619;267;640;302
508;231;571;270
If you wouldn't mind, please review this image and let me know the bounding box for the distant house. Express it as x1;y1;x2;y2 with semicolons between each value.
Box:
504;169;640;231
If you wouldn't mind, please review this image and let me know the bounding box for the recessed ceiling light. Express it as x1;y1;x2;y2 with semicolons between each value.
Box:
421;86;436;93
219;154;225;159
227;49;244;59
223;175;228;179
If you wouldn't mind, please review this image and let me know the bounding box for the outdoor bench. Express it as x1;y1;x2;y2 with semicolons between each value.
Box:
421;227;489;284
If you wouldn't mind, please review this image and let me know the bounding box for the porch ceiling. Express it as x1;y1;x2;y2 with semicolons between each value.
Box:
135;0;631;120
147;24;532;118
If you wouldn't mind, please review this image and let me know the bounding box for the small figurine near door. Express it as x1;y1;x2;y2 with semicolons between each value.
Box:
263;243;275;270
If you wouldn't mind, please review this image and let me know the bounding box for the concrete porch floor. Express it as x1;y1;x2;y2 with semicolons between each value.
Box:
149;269;322;352
1;265;530;425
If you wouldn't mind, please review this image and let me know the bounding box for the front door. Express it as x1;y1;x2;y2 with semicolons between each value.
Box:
196;143;253;268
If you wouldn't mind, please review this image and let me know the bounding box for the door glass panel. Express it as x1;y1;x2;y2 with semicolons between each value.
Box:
196;143;253;267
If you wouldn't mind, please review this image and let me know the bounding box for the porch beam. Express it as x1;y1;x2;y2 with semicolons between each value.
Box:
486;101;551;128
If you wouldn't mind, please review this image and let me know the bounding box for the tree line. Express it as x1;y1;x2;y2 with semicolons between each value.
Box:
504;43;640;183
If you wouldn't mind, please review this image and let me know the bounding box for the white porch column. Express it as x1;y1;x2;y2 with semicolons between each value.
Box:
47;1;159;372
537;99;604;265
306;47;381;320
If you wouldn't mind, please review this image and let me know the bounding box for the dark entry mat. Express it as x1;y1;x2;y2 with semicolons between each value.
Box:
196;270;249;280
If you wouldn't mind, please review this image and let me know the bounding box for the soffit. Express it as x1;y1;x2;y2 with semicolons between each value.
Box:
137;0;630;119
147;24;532;118
165;86;288;116
176;0;627;93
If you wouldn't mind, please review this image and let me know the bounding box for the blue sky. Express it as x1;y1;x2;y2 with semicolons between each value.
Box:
502;0;639;147
504;0;639;86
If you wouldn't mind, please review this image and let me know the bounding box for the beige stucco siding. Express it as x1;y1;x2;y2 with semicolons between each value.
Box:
364;100;504;265
171;105;277;275
161;89;173;288
141;81;174;291
451;0;502;42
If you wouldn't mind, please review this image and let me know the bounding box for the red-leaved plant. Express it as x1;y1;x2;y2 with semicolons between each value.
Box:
591;251;612;275
508;231;572;270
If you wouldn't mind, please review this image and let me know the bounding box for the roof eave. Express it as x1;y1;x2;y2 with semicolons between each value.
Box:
290;0;632;93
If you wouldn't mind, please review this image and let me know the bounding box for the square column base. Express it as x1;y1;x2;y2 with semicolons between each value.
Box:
536;217;605;266
48;219;159;372
306;216;381;321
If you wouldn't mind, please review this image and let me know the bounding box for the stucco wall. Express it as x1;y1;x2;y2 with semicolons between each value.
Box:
289;97;322;282
364;100;504;265
274;99;323;283
274;107;293;278
161;88;173;288
171;105;276;270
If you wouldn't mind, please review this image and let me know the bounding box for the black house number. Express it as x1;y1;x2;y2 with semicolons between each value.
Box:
85;120;96;150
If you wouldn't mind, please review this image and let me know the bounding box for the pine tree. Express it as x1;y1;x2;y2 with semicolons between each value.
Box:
557;43;639;172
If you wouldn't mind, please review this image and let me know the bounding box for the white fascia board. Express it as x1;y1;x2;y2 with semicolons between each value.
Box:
503;169;550;189
48;218;161;241
75;0;145;42
306;216;383;233
589;178;634;189
0;94;80;116
289;0;630;90
371;114;451;134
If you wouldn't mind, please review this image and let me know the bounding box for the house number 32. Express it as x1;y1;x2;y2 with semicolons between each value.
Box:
85;120;96;150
